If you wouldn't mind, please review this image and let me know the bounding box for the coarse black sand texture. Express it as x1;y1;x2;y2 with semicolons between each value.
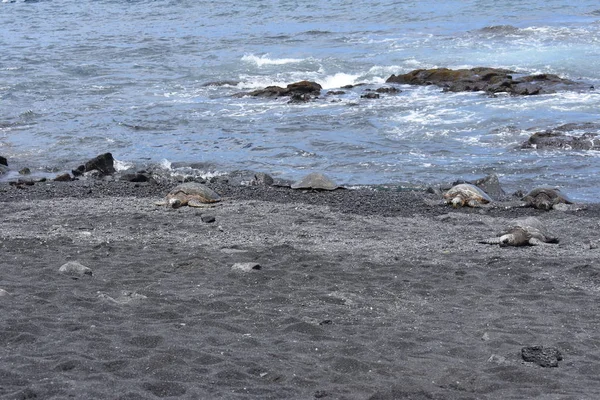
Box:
1;179;600;399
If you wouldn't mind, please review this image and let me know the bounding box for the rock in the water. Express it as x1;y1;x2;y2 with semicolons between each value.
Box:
19;167;31;175
521;346;563;367
83;152;116;176
0;155;7;167
59;261;92;277
520;123;600;150
386;67;591;96
231;262;262;272
236;80;322;99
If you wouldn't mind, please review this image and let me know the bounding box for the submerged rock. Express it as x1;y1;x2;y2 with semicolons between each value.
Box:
386;67;592;95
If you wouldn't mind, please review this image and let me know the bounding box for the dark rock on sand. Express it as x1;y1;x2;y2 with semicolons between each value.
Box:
54;173;72;182
521;123;600;150
235;80;322;99
201;214;216;223
121;172;152;183
83;152;116;176
386;67;591;95
521;346;563;367
473;174;506;200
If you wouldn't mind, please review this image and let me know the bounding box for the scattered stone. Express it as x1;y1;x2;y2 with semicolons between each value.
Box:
521;346;563;367
54;173;72;182
18;167;31;175
250;172;274;186
375;87;401;94
290;172;343;191
480;217;559;246
9;179;35;188
121;172;151;183
59;261;92;277
443;183;493;208
201;214;216;223
327;90;346;95
231;262;262;272
386;67;592;95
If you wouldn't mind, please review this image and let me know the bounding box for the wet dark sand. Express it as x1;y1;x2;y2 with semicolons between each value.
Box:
1;177;600;399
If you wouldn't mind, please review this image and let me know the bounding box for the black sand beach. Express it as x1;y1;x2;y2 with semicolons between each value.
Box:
1;177;600;399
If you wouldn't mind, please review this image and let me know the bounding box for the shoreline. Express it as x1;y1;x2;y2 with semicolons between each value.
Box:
1;177;600;399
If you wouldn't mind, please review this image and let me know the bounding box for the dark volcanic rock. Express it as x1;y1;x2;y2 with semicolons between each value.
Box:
0;155;7;167
83;153;116;176
521;124;600;150
236;80;322;99
386;67;592;95
521;346;563;367
361;92;380;99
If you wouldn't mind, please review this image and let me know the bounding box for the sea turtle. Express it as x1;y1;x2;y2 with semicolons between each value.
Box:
522;187;573;210
156;182;221;208
443;183;493;208
480;217;559;246
290;172;342;191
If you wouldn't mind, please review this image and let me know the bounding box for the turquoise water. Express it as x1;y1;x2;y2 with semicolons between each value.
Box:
1;0;600;200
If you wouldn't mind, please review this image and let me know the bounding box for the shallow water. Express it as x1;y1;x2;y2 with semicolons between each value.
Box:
1;0;600;200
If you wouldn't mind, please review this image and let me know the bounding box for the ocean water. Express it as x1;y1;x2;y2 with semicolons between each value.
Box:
1;0;600;200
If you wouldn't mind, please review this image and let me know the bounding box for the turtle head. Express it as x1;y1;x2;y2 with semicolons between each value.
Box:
169;198;183;208
498;234;515;247
451;196;465;208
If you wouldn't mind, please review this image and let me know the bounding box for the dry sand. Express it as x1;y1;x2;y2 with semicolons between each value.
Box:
1;177;600;399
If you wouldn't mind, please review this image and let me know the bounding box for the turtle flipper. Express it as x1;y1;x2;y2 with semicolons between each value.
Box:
155;200;168;207
480;237;503;245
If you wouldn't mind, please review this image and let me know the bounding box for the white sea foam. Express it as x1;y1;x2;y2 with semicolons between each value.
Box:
241;54;305;67
114;159;134;172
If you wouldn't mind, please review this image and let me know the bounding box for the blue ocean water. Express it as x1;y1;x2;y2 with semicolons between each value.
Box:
1;0;600;200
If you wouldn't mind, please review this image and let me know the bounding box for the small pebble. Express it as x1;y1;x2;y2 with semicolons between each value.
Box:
0;288;10;297
231;262;261;272
59;261;92;277
201;215;216;223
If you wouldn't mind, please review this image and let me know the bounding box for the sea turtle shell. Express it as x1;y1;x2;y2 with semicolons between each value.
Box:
523;187;573;210
159;182;221;208
290;172;341;191
443;183;493;207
